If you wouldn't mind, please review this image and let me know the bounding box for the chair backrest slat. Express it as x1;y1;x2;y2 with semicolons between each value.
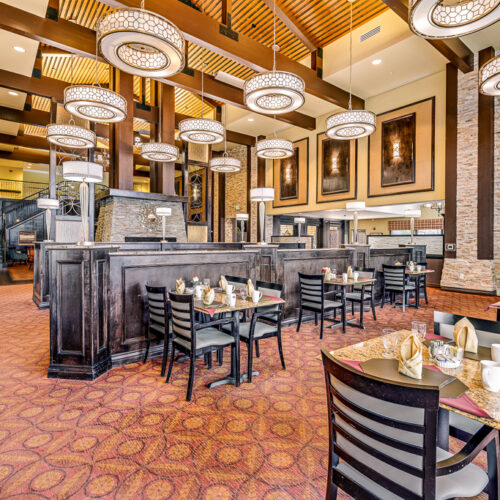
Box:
383;265;406;287
169;292;194;345
353;267;376;292
146;285;168;331
298;273;324;306
256;280;284;318
224;275;248;290
322;350;439;500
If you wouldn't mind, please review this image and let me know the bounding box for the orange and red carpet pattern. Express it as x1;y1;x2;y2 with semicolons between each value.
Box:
0;284;497;499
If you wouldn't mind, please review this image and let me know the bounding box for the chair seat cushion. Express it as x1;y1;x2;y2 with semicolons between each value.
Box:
173;327;234;351
334;446;488;500
222;321;277;339
345;292;371;302
385;284;416;291
302;300;342;310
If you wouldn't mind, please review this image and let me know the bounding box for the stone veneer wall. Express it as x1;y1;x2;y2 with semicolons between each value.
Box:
95;198;187;242
213;144;258;243
441;53;500;293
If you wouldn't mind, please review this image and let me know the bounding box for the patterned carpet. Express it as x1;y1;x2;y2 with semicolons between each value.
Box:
0;284;497;499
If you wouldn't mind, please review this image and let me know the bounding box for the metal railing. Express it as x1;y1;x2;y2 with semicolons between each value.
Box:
0;179;48;201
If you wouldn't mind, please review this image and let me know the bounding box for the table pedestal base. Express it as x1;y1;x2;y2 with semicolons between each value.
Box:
328;317;364;331
208;371;259;388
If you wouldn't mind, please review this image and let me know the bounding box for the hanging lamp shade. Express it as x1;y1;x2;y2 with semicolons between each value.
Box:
37;198;60;210
46;124;96;149
178;118;224;144
409;0;500;38
405;209;422;218
141;142;179;161
256;138;293;159
64;85;127;123
250;187;275;202
479;54;500;96
156;207;172;217
326;110;376;140
96;7;185;78
345;201;366;211
62;161;103;183
244;71;305;114
209;154;241;173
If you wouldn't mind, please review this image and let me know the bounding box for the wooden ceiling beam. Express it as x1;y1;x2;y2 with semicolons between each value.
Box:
0;3;316;129
379;0;474;73
259;0;318;52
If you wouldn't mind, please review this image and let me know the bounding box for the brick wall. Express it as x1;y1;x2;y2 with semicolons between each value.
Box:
441;54;500;293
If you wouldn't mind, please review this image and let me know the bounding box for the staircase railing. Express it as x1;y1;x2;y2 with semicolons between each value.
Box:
0;178;48;201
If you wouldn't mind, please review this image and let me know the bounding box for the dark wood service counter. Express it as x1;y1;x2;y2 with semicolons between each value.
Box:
44;243;425;380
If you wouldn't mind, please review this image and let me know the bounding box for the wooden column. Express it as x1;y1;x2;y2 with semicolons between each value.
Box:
182;141;189;224
158;83;176;195
149;80;159;193
444;63;457;259
256;135;266;242
109;68;134;191
218;173;226;242
87;122;96;242
477;47;494;260
246;145;252;243
48;98;57;241
311;48;323;79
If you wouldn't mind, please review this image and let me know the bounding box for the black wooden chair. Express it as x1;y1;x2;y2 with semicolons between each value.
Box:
297;273;344;338
417;261;429;305
321;349;494;500
381;264;416;312
344;267;377;321
222;280;285;382
166;292;239;401
223;275;248;291
144;285;170;376
434;311;500;498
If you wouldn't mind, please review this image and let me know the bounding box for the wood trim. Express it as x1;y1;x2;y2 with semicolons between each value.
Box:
158;83;176;196
444;63;457;259
218;173;226;242
246;145;252;244
477;47;495;261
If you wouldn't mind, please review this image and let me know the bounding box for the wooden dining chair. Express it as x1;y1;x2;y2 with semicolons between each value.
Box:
345;267;377;321
321;349;494;500
381;264;416;312
166;292;239;401
223;275;248;290
417;261;429;305
222;280;285;382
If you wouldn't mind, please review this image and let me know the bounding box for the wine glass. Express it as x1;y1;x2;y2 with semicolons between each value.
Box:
412;321;427;342
203;278;211;287
382;328;396;358
240;288;248;302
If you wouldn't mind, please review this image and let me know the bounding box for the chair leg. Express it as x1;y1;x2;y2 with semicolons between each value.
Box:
341;306;346;334
486;432;499;499
166;342;175;383
296;308;303;332
207;352;212;369
186;353;196;401
402;291;406;313
314;312;318;326
255;340;260;358
371;298;377;321
320;314;324;340
143;325;151;364
217;348;223;366
247;339;254;383
424;284;428;304
381;290;385;309
160;333;169;377
277;328;286;370
351;301;354;315
234;343;240;387
326;480;338;500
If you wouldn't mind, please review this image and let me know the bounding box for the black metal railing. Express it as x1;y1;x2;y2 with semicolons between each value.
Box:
0;178;48;201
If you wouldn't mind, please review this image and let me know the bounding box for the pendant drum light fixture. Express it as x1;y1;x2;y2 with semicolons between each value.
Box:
96;0;185;78
210;107;241;172
141;142;179;161
243;0;304;114
479;54;500;96
256;137;293;159
179;63;225;144
326;0;376;141
409;0;500;39
46;123;96;149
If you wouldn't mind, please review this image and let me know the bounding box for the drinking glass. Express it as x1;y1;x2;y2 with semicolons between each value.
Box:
412;321;427;342
382;328;396;358
203;278;211;287
240;289;248;302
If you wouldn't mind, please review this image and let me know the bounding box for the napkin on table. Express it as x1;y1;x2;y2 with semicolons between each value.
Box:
175;278;185;294
323;267;332;282
398;333;423;379
454;317;478;353
219;275;228;292
347;266;353;279
202;285;215;306
247;279;255;296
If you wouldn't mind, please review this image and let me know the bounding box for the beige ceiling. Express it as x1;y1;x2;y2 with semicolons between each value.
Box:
0;28;40;78
1;0;48;17
0;119;20;136
461;21;500;52
0;86;27;110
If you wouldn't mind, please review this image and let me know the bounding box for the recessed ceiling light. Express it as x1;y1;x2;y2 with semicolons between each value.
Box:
248;118;255;122
8;91;18;96
13;46;25;53
372;59;382;65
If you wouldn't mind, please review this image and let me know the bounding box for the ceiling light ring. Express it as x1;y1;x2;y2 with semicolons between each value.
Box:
46;124;97;149
97;7;185;78
141;142;179;161
409;0;500;38
209;153;242;172
178;118;225;144
326;110;376;140
256;138;294;159
479;54;500;96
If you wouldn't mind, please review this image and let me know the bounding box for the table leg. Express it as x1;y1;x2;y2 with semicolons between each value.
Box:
416;277;420;309
497;309;500;322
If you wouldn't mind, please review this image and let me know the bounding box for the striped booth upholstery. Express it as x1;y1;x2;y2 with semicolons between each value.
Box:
297;273;343;339
321;350;492;500
382;265;416;312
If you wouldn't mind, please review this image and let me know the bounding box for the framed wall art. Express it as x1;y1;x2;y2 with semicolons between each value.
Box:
368;97;435;197
273;137;309;208
316;132;357;203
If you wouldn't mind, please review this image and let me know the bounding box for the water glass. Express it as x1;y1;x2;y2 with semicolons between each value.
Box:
382;328;396;358
203;278;211;287
412;321;427;342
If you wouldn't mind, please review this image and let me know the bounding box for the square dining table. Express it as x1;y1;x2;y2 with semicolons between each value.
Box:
405;268;434;309
194;291;285;388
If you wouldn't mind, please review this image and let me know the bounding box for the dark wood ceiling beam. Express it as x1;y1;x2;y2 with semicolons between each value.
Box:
221;0;233;28
259;0;318;52
379;0;474;73
0;3;316;129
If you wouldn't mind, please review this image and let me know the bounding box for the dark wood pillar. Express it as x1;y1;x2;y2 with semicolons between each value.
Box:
182;141;189;224
48;98;57;241
218;173;226;242
256;135;266;242
149;80;159;193
444;63;457;259
477;47;494;260
246;145;252;243
157;83;176;195
221;0;233;28
88;122;95;242
311;48;323;79
109;68;134;191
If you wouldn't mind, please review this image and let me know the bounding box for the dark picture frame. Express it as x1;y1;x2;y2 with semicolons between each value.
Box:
381;113;416;187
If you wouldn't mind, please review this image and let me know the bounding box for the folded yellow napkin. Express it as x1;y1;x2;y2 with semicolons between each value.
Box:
175;278;185;294
247;279;255;296
202;285;215;305
347;266;353;279
454;317;478;353
395;261;402;266
398;334;423;379
219;275;228;292
323;267;331;282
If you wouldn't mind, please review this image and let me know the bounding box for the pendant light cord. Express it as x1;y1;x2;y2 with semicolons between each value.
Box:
348;0;353;111
69;55;75;125
272;0;277;71
94;34;100;87
201;61;206;119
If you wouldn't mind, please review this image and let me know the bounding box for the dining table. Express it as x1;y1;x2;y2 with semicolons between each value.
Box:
324;276;377;331
194;290;285;388
485;301;500;321
330;329;500;435
405;268;434;309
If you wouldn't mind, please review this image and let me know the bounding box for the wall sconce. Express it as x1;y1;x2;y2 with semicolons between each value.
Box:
331;155;339;173
192;185;199;201
393;141;400;159
285;165;291;182
294;216;305;236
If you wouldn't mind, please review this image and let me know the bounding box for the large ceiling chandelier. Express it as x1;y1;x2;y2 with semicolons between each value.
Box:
141;142;179;161
326;0;376;141
46;122;96;149
96;0;185;78
409;0;500;39
179;63;225;144
479;54;500;96
243;0;304;114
